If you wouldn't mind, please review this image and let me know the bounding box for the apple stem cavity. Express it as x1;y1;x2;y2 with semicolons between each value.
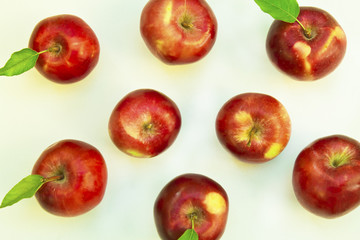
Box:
295;19;310;37
247;127;257;147
47;44;63;55
247;124;261;147
42;174;64;183
38;44;62;56
144;123;153;130
179;12;194;30
294;19;313;39
181;19;193;30
330;151;352;168
179;0;194;30
143;122;155;135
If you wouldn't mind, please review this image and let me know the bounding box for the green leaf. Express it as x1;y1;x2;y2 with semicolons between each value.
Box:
0;48;40;76
178;229;199;240
0;175;44;208
254;0;300;23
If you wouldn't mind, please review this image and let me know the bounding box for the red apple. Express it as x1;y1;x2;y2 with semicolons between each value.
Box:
32;139;107;217
29;14;100;83
216;92;291;163
266;7;346;81
154;173;229;240
292;135;360;218
108;89;181;158
140;0;217;64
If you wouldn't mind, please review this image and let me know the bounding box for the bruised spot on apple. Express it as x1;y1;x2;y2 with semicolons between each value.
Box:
108;89;181;158
216;93;291;163
266;7;347;81
293;135;360;218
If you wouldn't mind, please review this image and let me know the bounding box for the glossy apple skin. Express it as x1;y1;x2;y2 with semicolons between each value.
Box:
29;14;100;84
32;139;107;217
108;89;181;158
216;92;291;163
293;135;360;218
266;7;346;81
154;173;229;240
140;0;217;64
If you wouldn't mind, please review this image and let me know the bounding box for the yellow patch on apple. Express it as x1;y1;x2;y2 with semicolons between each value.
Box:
234;111;252;123
318;26;346;56
203;192;226;215
125;149;148;158
163;1;173;25
293;41;312;74
122;113;152;141
233;111;260;143
264;143;283;159
155;39;165;52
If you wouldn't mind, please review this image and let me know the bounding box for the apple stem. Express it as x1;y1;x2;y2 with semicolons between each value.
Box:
36;45;62;56
191;216;195;230
332;158;345;168
181;20;193;30
42;175;64;183
295;19;312;39
37;49;48;55
145;123;153;130
48;45;62;54
247;126;258;147
180;0;193;30
189;212;197;230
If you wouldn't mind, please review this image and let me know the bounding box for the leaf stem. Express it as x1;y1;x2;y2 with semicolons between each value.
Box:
37;49;49;55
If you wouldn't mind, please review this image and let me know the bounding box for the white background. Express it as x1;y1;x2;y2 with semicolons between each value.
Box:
1;0;360;239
